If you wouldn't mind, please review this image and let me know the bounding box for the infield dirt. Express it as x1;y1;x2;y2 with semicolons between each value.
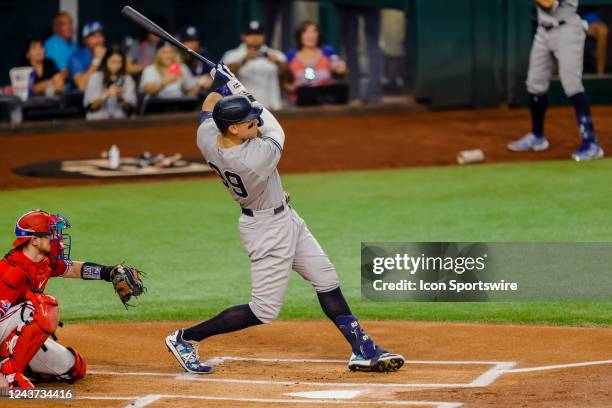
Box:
11;320;612;407
3;105;612;407
2;106;612;190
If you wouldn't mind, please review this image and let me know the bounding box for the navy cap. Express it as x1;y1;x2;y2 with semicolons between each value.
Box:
244;20;264;35
82;21;104;38
179;25;199;42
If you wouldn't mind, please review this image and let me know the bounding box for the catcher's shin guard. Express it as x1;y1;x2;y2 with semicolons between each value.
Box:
2;294;59;375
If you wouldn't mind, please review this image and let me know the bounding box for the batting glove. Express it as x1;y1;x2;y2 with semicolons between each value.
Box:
210;62;256;101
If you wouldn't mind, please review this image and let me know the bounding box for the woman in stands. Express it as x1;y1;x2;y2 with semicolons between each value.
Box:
285;21;348;105
139;41;198;99
20;37;65;96
83;47;136;120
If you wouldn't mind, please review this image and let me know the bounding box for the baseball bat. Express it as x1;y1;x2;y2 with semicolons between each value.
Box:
121;6;216;68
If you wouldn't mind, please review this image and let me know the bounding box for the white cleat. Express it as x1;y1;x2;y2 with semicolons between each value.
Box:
508;133;550;152
348;346;405;372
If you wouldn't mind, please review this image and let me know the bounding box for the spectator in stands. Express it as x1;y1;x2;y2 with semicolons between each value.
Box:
285;21;348;106
84;47;136;120
177;25;213;91
583;9;608;75
380;10;406;93
126;20;165;76
140;41;198;98
44;11;77;73
286;20;346;89
20;37;64;96
337;4;383;103
222;20;288;110
68;21;106;91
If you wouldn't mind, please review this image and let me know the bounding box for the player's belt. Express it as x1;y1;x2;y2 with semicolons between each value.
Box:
541;20;566;31
241;203;285;217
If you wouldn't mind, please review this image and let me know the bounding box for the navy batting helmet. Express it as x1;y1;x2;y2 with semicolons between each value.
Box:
213;95;263;132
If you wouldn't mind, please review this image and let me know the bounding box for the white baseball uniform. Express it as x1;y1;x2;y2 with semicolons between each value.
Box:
0;302;75;376
527;0;586;97
196;108;339;323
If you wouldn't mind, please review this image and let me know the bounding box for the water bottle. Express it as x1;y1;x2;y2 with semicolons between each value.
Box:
109;144;120;169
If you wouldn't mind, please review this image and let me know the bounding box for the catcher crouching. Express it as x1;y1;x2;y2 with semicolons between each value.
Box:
0;210;145;389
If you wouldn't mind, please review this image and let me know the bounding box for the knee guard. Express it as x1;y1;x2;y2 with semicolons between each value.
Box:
64;346;86;380
28;293;59;334
2;294;59;373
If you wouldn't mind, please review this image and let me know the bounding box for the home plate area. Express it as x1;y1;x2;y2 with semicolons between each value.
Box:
10;321;612;407
85;356;496;408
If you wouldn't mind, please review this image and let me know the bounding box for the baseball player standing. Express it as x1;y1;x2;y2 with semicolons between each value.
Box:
508;0;604;161
166;63;404;374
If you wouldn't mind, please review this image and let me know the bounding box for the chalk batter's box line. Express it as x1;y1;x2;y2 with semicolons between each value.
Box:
215;356;515;388
88;356;516;389
76;394;464;408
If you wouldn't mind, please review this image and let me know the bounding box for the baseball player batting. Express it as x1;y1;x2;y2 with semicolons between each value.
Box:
165;63;404;374
508;0;604;161
0;210;144;389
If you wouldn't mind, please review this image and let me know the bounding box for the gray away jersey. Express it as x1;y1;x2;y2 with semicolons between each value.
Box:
197;108;286;210
537;0;579;25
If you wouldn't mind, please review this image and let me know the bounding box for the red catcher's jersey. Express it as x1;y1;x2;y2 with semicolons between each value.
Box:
0;250;67;311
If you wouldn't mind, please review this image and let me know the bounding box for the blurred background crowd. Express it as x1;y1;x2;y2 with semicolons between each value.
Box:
0;0;610;123
0;1;413;123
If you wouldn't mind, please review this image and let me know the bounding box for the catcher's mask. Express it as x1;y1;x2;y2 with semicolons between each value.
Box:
13;210;72;267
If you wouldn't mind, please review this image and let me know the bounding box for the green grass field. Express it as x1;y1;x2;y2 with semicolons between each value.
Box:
1;159;611;326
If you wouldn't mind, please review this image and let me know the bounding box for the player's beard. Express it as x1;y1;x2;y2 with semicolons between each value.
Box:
38;238;53;259
40;247;51;258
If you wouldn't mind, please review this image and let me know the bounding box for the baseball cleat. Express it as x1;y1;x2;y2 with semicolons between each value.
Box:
165;329;213;374
348;346;404;372
507;133;550;152
1;358;35;389
572;141;604;161
4;372;35;389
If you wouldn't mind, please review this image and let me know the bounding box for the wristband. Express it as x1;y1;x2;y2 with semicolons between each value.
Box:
81;262;113;282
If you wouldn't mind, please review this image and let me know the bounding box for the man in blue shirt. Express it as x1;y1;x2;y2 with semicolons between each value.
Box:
68;21;106;91
44;12;77;72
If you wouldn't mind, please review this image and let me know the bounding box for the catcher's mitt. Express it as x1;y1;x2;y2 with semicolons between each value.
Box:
111;264;145;308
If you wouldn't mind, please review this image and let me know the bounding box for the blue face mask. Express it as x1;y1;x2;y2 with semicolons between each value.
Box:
49;214;72;266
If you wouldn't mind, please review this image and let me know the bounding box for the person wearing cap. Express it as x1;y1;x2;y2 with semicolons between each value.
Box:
177;25;214;92
222;20;289;110
44;12;77;73
68;21;106;91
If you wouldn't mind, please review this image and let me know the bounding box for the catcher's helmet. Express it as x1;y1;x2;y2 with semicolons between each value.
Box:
13;210;72;265
213;95;263;133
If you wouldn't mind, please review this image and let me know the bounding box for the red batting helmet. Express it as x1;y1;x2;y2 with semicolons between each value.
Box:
12;210;72;265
